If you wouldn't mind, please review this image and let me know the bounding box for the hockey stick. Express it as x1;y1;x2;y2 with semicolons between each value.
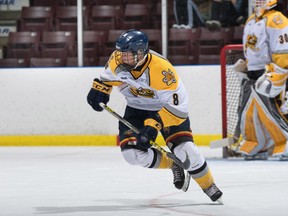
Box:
210;136;238;148
210;108;241;148
210;70;247;149
99;103;190;170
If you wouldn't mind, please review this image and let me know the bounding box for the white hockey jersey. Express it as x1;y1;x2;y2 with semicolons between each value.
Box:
99;50;189;128
243;10;288;71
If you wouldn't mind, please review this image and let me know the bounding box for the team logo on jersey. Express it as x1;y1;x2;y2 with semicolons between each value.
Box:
245;34;259;52
162;69;177;86
273;15;283;25
130;86;155;98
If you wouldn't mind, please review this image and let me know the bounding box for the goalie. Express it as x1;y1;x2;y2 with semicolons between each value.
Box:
86;29;223;203
235;0;288;160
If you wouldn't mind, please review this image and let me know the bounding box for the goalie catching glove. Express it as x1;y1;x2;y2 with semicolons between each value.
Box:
255;63;288;98
233;59;248;83
136;114;163;150
233;58;247;73
87;78;112;111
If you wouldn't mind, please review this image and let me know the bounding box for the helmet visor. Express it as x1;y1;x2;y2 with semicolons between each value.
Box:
251;0;267;8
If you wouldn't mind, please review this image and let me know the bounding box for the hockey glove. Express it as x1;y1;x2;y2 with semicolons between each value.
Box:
87;78;112;111
136;115;162;150
255;63;288;98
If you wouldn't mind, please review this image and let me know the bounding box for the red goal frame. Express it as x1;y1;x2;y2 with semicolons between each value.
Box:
220;44;244;139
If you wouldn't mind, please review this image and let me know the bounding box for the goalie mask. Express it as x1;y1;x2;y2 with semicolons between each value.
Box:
251;0;277;17
115;29;149;69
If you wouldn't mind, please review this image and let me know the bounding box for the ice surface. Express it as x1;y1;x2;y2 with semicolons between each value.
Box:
0;146;287;216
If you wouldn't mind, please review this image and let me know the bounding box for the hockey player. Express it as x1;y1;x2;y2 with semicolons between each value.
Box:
87;29;223;202
236;0;288;160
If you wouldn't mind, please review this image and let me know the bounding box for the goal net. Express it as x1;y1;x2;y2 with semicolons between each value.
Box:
220;44;244;158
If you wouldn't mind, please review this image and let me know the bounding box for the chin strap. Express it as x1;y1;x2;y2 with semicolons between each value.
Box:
133;54;147;69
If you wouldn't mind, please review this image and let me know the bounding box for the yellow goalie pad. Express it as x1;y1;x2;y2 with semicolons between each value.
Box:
239;90;288;155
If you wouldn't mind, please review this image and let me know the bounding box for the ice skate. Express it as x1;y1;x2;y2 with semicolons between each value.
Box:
203;183;223;204
244;150;268;161
171;162;190;192
279;154;288;161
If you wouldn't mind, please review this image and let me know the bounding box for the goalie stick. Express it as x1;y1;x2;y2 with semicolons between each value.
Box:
210;63;246;149
210;136;239;148
99;103;191;192
210;104;241;148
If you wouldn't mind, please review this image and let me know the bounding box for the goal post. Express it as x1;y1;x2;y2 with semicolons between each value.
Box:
220;44;244;157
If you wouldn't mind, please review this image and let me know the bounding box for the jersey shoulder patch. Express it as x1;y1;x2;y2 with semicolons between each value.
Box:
266;11;288;29
149;54;179;90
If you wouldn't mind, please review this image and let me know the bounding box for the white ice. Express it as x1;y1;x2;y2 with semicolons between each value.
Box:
0;146;287;216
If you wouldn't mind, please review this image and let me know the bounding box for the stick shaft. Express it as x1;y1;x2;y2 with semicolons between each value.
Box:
99;103;189;169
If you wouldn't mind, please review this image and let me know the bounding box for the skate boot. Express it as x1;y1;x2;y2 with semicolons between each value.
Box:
203;183;223;204
279;154;288;161
244;150;268;160
171;162;185;190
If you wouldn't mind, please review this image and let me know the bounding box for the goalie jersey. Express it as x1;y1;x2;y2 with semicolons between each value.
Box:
99;50;189;128
243;10;288;71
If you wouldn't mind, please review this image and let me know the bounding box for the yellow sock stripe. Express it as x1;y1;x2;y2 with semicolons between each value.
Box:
157;154;173;169
193;169;214;190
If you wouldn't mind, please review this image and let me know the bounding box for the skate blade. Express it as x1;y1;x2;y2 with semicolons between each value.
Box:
279;156;288;161
244;156;268;161
181;172;191;192
216;198;224;205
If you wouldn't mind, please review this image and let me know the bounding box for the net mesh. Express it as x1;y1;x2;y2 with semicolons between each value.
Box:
221;45;244;157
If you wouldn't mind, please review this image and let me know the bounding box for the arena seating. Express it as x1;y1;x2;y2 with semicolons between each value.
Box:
0;0;250;67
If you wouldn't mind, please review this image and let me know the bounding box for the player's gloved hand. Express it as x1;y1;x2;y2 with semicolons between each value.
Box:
136;116;162;150
87;78;112;111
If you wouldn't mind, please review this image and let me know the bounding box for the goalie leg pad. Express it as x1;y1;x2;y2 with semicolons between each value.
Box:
239;86;288;156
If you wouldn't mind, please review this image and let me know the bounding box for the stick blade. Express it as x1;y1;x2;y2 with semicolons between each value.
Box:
210;137;235;148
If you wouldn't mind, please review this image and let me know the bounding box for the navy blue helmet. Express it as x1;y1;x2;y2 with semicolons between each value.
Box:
115;29;149;55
